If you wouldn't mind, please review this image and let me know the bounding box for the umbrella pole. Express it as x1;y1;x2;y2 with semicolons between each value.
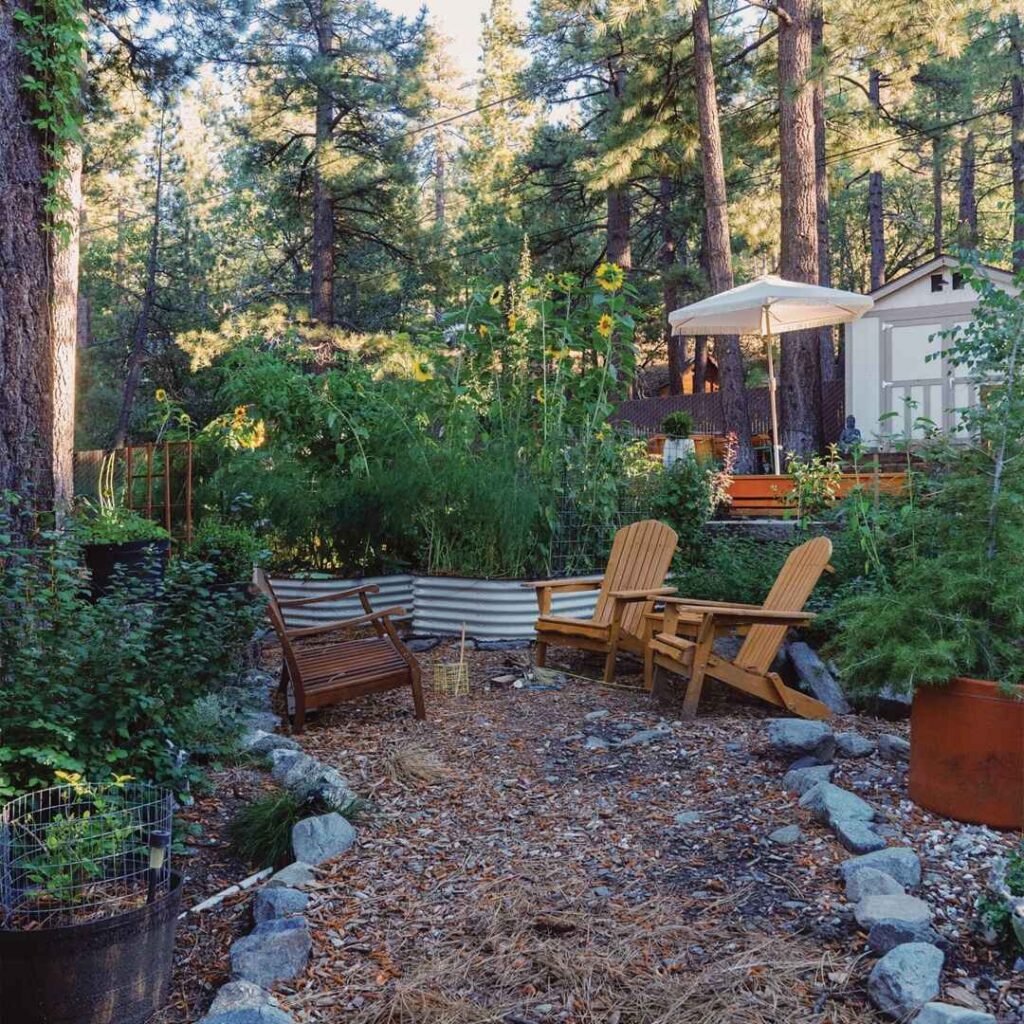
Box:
763;309;782;475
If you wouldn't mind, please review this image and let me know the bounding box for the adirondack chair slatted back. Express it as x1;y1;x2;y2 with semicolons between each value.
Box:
736;536;832;673
592;519;678;637
253;568;303;679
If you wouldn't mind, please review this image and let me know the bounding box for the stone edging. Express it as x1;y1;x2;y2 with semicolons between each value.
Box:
765;718;995;1024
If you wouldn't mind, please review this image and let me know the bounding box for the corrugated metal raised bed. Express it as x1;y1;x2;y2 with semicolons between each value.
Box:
269;573;601;641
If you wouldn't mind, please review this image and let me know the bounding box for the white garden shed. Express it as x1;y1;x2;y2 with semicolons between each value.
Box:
844;254;1018;444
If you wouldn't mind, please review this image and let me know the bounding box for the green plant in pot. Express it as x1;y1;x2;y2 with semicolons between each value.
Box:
660;411;696;468
829;255;1024;829
75;454;170;599
184;517;266;587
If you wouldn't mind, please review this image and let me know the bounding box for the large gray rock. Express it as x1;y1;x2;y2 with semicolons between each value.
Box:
230;918;311;987
879;734;911;762
834;819;887;854
201;1010;295;1024
799;782;875;826
841;848;922;888
787;642;851;714
266;861;316;889
845;866;905;902
242;730;299;756
855;893;932;930
766;719;835;762
868;943;944;1020
276;754;355;811
913;1003;995;1024
782;764;834;796
253;886;308;924
208;980;279;1015
835;731;877;758
291;812;356;866
868;919;944;955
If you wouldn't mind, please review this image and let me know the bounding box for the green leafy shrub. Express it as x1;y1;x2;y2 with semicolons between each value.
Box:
186;518;267;583
0;499;263;797
976;843;1024;949
647;458;713;558
672;534;796;606
73;504;169;545
175;693;247;762
660;411;694;439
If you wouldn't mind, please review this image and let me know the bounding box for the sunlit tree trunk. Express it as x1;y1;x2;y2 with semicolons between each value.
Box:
606;66;631;271
660;176;687;396
692;0;755;469
868;70;885;290
812;7;837;383
957;131;977;249
777;0;822;459
310;0;336;324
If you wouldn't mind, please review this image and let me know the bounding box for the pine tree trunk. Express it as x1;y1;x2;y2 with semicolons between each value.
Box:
660;176;686;396
111;109;165;450
777;0;822;459
693;336;708;393
957;131;977;249
812;7;837;383
1;2;60;510
867;70;885;290
310;0;336;324
51;144;82;509
606;67;631;270
1010;16;1024;273
931;132;944;258
692;0;755;471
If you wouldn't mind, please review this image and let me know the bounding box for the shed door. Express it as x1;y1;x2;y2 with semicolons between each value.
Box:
880;319;973;438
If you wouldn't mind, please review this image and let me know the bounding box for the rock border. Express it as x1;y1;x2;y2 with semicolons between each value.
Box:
763;718;995;1024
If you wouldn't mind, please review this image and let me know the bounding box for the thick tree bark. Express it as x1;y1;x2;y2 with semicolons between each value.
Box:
957;131;977;250
692;0;755;470
1;2;65;510
606;67;632;271
660;176;687;396
812;7;837;383
310;0;336;324
867;70;885;290
111;107;165;450
1010;16;1024;273
693;336;708;393
777;0;822;459
51;145;82;509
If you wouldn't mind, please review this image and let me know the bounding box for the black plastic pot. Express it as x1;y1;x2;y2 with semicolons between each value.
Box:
0;871;183;1024
84;538;170;599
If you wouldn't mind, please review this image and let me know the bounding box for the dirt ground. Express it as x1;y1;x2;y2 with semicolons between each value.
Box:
161;641;1022;1024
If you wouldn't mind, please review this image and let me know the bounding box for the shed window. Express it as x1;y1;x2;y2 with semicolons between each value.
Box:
952;272;965;290
930;273;945;292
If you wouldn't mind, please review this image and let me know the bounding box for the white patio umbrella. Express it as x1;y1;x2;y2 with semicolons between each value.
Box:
668;275;874;474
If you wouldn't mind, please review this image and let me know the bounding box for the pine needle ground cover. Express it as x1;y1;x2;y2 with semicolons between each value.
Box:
156;643;1020;1023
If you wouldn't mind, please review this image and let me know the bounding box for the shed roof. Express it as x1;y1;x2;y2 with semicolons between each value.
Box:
870;253;1015;302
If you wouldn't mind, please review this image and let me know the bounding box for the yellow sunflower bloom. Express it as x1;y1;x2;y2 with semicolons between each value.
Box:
596;313;614;338
412;360;433;382
488;285;503;307
234;405;247;418
154;388;167;402
595;262;625;292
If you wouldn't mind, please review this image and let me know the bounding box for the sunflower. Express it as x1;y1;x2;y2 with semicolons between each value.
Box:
234;405;247;418
596;313;615;338
412;360;433;382
477;324;489;337
595;262;625;292
488;285;503;307
154;388;167;402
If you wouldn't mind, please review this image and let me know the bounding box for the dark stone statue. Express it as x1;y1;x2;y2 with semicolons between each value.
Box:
837;415;862;453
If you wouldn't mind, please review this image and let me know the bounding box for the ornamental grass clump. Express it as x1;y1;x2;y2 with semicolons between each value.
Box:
830;256;1024;694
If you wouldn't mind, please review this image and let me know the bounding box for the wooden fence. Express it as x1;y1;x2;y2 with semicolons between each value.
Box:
727;471;907;517
73;441;195;543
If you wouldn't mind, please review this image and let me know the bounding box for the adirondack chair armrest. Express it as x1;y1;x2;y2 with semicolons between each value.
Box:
706;608;815;626
522;576;604;591
609;587;674;600
657;596;764;610
276;583;382;608
285;606;408;640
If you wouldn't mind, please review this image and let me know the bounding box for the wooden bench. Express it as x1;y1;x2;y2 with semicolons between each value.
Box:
254;569;425;733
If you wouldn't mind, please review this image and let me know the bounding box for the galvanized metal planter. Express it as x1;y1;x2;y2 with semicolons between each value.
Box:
270;573;601;640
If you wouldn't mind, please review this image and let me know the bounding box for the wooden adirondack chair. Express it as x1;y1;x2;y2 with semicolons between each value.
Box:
254;569;425;733
644;536;833;719
526;519;678;683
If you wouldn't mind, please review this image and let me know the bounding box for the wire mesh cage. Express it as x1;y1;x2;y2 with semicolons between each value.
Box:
0;781;174;930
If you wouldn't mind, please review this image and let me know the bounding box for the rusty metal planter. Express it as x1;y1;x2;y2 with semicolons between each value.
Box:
0;871;183;1024
909;678;1024;830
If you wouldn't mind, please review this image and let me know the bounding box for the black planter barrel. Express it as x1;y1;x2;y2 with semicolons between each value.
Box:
83;539;170;600
0;872;183;1024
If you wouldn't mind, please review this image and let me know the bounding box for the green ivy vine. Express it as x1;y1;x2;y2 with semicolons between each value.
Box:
13;0;86;242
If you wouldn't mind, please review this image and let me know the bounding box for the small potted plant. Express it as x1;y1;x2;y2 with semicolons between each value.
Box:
660;411;696;468
184;517;266;592
0;777;182;1024
831;258;1024;829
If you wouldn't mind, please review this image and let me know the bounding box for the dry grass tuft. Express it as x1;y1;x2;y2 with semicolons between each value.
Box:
381;741;450;786
351;877;873;1024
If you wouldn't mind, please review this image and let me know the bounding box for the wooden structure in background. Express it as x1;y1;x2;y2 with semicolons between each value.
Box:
726;471;906;517
73;441;194;543
255;568;425;733
528;519;678;684
644;536;833;719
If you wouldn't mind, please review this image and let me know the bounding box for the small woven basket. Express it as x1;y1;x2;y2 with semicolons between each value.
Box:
434;625;469;696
